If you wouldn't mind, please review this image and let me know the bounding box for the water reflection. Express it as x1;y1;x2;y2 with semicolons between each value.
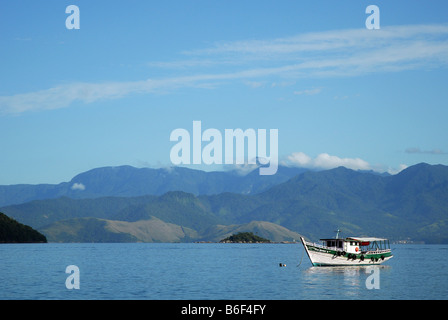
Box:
301;265;391;299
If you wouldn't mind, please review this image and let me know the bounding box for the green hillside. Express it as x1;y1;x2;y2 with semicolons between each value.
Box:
40;217;300;243
0;212;47;243
40;216;200;243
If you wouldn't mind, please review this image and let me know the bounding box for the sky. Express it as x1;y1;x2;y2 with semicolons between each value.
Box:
1;0;448;184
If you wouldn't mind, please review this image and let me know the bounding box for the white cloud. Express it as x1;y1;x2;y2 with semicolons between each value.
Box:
228;163;260;176
283;151;408;175
285;152;372;171
0;77;213;115
185;24;448;69
285;152;313;167
71;183;86;191
2;24;448;115
244;81;266;88
294;87;323;95
387;164;408;175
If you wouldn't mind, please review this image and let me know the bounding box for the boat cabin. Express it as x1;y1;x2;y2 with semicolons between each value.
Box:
320;237;391;254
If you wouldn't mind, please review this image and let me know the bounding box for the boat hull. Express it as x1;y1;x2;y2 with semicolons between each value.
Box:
301;237;393;267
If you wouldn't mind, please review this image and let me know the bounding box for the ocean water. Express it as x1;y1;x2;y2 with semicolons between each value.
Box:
0;243;447;300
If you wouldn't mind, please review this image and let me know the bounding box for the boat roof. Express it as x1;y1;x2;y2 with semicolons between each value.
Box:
346;237;388;242
320;237;388;242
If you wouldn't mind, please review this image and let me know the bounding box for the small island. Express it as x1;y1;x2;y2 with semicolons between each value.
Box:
220;232;271;243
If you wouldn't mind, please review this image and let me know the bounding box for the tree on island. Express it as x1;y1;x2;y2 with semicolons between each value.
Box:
220;232;271;243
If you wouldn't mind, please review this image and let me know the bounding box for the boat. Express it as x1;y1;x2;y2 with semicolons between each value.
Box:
300;230;393;266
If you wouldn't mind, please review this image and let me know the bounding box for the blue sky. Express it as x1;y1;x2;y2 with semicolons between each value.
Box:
1;0;448;184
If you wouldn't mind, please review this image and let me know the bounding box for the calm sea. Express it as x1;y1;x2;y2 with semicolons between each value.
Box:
0;243;447;300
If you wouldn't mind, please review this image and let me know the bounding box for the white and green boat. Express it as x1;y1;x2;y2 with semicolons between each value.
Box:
300;231;393;267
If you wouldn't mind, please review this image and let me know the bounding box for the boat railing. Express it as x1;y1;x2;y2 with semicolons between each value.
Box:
306;240;391;254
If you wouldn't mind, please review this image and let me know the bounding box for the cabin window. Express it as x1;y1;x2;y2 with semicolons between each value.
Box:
325;240;342;248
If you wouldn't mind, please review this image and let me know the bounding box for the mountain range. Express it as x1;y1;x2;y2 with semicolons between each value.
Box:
1;163;448;243
0;165;307;207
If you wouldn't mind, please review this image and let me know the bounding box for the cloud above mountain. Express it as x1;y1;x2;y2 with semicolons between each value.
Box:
285;152;371;171
71;183;86;191
283;151;407;174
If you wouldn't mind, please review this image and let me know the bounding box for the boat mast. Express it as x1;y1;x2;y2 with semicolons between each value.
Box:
335;229;341;239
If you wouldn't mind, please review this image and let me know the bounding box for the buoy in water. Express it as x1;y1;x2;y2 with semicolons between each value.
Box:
279;263;286;267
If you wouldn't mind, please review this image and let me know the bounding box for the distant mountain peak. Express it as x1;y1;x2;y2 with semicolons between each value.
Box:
0;164;309;207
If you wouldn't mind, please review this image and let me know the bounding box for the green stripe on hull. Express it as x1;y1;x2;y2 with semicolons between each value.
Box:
312;263;381;267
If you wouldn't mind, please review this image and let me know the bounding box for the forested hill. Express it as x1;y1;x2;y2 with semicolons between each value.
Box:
0;212;47;243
